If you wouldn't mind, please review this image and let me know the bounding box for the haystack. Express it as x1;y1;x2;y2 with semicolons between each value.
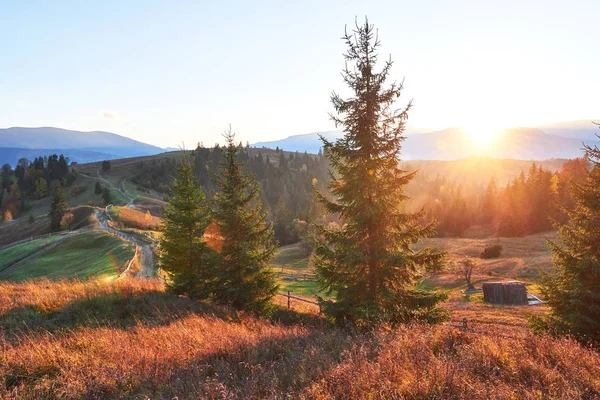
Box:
482;281;528;305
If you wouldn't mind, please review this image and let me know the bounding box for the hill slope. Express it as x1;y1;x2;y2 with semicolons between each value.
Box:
0;231;135;282
1;278;599;398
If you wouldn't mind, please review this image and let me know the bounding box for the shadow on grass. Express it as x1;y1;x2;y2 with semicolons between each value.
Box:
92;329;360;399
0;290;234;339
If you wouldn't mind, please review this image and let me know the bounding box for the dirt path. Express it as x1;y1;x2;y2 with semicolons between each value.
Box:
137;245;154;278
0;207;156;280
78;171;136;207
94;209;155;278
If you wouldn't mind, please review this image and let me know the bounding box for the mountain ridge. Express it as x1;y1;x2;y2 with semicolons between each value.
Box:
252;121;600;160
0;127;164;165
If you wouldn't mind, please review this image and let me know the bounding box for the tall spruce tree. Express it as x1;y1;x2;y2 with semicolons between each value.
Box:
160;155;214;298
49;184;68;232
533;131;600;344
313;19;447;327
212;128;278;314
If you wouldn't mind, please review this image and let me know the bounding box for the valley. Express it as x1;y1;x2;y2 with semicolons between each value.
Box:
3;4;600;398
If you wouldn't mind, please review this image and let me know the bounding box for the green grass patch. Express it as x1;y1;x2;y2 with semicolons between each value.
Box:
107;189;128;206
277;277;323;298
1;231;135;282
0;236;64;271
270;244;325;298
271;244;311;273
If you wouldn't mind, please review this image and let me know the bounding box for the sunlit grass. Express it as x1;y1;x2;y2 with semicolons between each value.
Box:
0;278;598;398
1;231;135;282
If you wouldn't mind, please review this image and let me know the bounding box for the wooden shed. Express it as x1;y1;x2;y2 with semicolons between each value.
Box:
482;281;528;305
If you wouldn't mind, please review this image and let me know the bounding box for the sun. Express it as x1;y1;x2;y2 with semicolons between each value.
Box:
465;124;502;147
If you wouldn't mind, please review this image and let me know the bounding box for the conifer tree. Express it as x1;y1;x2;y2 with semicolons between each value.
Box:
49;184;67;232
533;132;600;344
160;155;214;298
212;128;278;314
481;178;498;224
313;19;447;327
101;187;111;205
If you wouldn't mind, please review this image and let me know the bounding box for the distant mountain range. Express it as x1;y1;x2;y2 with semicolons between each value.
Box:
252;120;600;160
2;120;599;166
0;127;165;165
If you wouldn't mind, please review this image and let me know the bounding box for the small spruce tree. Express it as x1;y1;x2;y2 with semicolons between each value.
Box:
159;155;215;298
313;19;447;327
212;128;278;314
49;184;68;232
102;187;111;204
532;129;600;344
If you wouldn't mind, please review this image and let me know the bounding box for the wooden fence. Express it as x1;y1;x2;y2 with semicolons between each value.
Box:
278;291;321;314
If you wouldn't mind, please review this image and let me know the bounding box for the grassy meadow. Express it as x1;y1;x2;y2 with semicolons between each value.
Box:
0;278;598;399
0;231;135;282
0;236;64;271
270;243;321;298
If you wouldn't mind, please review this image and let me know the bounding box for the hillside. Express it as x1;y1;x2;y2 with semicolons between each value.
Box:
1;149;599;398
0;231;135;282
0;127;164;165
1;277;599;398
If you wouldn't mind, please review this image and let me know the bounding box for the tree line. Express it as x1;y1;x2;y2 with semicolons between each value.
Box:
133;145;330;246
0;155;75;221
414;158;590;237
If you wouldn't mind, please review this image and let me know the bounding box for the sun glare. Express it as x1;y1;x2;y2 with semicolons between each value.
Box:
465;124;502;147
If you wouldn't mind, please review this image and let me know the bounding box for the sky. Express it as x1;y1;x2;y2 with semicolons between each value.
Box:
1;0;598;148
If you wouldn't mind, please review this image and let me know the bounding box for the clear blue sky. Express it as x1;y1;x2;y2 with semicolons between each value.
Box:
1;0;598;148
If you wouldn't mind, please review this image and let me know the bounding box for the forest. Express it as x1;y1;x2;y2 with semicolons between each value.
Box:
129;146;590;243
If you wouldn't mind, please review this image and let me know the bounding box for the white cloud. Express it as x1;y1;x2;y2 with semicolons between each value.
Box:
99;110;119;119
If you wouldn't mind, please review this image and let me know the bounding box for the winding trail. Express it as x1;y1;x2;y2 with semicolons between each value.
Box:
94;209;155;278
78;170;136;207
1;171;157;280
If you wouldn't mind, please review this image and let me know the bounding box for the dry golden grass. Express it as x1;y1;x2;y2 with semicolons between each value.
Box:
421;230;558;291
132;197;167;217
1;278;599;399
109;206;163;230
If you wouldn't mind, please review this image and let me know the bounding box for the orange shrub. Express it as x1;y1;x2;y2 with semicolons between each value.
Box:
110;206;162;230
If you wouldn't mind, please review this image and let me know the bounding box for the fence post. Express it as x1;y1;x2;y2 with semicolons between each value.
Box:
287;290;291;310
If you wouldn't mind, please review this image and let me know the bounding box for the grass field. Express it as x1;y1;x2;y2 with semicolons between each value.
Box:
419;230;557;296
0;231;135;282
0;236;64;271
269;230;557;303
270;243;322;298
0;278;598;399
